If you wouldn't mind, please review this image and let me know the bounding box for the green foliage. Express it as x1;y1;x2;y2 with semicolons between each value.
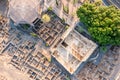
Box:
66;75;71;80
51;14;56;18
48;7;52;11
72;0;78;4
77;2;120;46
45;43;49;47
30;33;38;37
62;18;65;23
100;46;107;53
63;5;69;14
48;58;51;62
22;24;30;30
65;25;69;30
42;14;51;22
76;26;84;33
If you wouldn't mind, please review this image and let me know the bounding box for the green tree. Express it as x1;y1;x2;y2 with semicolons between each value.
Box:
77;2;120;46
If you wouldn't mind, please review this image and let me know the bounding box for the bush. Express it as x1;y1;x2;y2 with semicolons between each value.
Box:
63;6;69;14
21;24;30;30
100;46;107;53
45;43;49;47
62;18;65;23
48;7;52;11
30;33;38;37
79;27;84;33
42;14;51;23
65;25;69;30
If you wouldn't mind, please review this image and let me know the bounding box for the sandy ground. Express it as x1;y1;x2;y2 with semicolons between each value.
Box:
0;54;30;80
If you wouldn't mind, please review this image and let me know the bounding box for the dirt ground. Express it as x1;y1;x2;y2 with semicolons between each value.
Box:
0;54;30;80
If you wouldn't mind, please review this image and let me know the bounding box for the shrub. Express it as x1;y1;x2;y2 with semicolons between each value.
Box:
42;14;51;23
48;7;52;11
30;33;38;37
63;6;69;14
65;25;69;30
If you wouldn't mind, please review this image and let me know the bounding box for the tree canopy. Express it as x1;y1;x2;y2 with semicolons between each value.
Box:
77;2;120;46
